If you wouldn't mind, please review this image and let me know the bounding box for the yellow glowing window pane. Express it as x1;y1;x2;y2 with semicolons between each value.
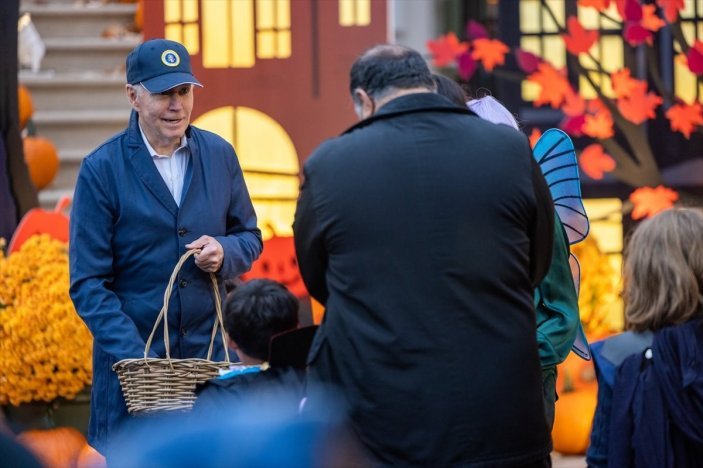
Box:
675;59;698;103
165;24;182;44
356;0;371;26
183;23;199;55
699;0;703;14
520;36;541;55
579;70;600;100
339;0;355;26
182;0;198;22
276;0;291;28
604;3;622;23
232;0;256;68
542;0;564;33
164;0;181;23
257;31;276;59
601;35;623;74
522;80;540;101
699;22;703;41
202;0;230;68
520;0;540;33
544;36;565;68
682;22;695;44
276;30;291;58
257;0;276;29
577;5;599;29
681;0;695;18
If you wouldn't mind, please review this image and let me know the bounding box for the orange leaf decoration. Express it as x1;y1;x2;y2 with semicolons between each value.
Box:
610;69;647;99
471;38;509;71
528;63;572;108
529;128;543;148
665;102;703;139
579;144;616;179
641;5;665;32
578;0;610;10
583;111;615;139
427;32;469;67
629;186;679;220
656;0;684;23
562;91;587;117
617;88;662;124
562;16;599;55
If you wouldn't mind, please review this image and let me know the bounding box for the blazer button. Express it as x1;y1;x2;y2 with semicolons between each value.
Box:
179;279;187;288
178;227;187;237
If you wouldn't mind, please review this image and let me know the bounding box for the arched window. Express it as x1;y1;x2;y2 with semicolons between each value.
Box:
193;107;299;238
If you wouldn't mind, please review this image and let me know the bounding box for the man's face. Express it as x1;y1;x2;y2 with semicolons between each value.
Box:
128;84;194;151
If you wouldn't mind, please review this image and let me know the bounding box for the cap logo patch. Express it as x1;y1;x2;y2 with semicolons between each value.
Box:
161;50;180;67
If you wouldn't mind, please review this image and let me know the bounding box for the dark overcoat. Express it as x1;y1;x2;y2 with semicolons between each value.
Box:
69;111;262;452
294;93;554;466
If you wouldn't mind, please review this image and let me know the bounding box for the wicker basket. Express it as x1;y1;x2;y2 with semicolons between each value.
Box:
113;250;231;414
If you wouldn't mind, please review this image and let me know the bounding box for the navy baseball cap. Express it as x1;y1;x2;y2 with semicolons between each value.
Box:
126;38;202;93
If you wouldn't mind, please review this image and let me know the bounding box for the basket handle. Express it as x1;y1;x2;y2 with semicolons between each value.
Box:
144;249;231;364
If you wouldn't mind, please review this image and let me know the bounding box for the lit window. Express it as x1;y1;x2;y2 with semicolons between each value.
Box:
577;2;623;99
339;0;371;27
674;0;703;102
164;0;200;55
256;0;292;59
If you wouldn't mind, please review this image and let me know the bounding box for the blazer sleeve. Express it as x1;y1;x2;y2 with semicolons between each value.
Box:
293;167;329;304
534;216;580;368
214;145;263;279
529;156;554;288
69;157;154;361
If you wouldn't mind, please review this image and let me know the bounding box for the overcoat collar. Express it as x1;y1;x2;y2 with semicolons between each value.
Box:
343;92;477;135
125;110;198;216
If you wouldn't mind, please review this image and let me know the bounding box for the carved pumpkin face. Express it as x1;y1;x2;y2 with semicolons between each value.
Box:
242;235;307;298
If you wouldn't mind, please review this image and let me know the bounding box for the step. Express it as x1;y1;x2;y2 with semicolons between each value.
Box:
39;36;141;73
21;2;137;39
31;109;129;152
20;70;131;112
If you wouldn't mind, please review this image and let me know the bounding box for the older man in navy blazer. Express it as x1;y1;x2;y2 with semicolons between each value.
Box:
69;39;262;453
294;45;554;466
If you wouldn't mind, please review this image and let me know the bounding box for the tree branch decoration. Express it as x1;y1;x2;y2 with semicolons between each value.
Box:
426;0;700;219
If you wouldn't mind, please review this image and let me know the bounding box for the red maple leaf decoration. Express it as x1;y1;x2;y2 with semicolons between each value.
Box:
583;111;615;139
529;128;543;149
611;69;647;99
665;102;703;138
617;87;663;124
578;0;610;11
629;186;679;220
617;0;643;21
641;4;665;32
471;38;509;71
656;0;685;23
624;22;653;46
686;40;703;75
457;52;478;81
562;90;587;117
562;16;599;55
426;33;469;67
528;63;572;108
579;144;616;179
515;48;542;74
561;115;586;136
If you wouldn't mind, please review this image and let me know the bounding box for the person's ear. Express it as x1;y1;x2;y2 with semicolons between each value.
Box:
125;85;139;110
226;335;239;351
353;88;374;120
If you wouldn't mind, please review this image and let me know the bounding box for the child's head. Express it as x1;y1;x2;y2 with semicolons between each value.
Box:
224;279;299;362
467;95;519;131
432;73;468;107
623;208;703;332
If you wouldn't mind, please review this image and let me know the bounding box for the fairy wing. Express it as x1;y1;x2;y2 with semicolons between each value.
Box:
569;253;591;360
532;129;589;245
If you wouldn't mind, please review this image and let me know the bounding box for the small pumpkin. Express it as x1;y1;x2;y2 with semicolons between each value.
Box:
23;136;59;190
17;427;87;468
76;443;106;468
18;84;33;129
241;235;308;298
551;387;598;455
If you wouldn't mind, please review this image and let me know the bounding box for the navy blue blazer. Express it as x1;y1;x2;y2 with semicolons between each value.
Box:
69;111;262;452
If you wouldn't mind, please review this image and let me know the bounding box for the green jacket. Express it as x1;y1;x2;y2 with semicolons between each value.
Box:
534;215;586;369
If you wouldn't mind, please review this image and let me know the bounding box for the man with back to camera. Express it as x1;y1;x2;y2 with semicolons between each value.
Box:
294;44;555;466
69;38;262;453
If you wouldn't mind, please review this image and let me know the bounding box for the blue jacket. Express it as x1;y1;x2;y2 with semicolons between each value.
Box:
69;111;262;452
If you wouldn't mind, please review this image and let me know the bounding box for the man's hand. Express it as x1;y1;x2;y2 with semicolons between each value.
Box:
185;236;224;273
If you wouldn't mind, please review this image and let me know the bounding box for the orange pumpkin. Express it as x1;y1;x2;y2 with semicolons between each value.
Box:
18;84;33;129
23;136;59;190
17;427;87;468
76;443;106;468
551;388;598;455
241;235;308;298
556;352;597;393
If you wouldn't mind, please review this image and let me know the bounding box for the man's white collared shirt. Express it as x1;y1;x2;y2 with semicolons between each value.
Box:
138;126;189;207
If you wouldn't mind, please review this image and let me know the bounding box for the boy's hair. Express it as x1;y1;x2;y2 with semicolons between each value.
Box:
224;279;299;361
432;73;468;107
623;208;703;332
467;95;519;130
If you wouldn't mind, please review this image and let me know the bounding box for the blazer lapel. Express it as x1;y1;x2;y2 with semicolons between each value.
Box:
180;132;200;209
